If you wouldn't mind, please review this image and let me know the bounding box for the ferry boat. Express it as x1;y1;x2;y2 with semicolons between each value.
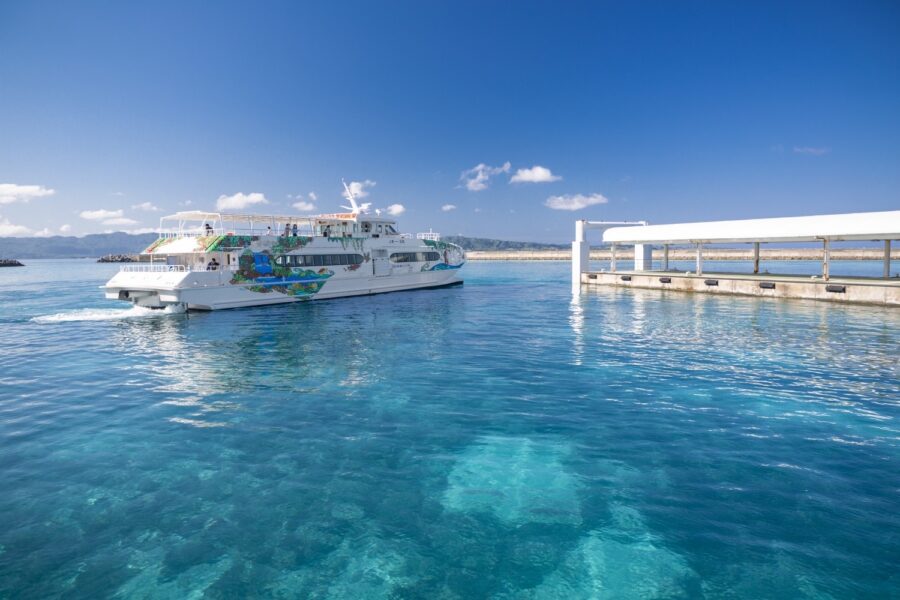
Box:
104;184;465;310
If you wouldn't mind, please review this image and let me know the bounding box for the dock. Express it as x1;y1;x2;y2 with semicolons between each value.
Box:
573;211;900;307
583;270;900;306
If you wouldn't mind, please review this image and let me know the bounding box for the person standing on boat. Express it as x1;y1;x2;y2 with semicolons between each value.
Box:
204;223;213;236
266;226;273;236
292;223;298;237
283;223;291;237
206;258;219;271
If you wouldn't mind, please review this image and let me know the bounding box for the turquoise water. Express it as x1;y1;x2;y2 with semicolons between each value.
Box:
1;259;898;599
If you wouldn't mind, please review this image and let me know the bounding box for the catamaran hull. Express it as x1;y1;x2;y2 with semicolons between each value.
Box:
105;269;463;311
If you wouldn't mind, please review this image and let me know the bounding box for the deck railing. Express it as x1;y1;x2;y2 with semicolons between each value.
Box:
120;264;240;273
121;264;187;272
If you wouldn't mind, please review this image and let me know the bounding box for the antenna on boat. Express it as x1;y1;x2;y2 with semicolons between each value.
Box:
341;179;372;215
341;179;360;214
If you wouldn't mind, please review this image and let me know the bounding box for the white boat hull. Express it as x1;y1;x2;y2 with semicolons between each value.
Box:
104;233;465;310
106;269;462;310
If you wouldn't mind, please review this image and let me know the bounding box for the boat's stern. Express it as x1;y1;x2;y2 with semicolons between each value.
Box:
104;265;194;308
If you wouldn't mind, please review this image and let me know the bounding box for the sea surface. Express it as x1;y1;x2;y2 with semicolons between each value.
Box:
1;259;898;599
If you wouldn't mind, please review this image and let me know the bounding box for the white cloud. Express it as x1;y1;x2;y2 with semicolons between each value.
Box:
793;146;830;156
103;217;138;226
0;216;52;237
60;224;71;233
215;192;269;211
308;192;318;201
132;202;159;211
80;208;124;220
0;215;32;236
293;201;316;212
474;207;482;213
348;180;376;199
441;204;457;212
111;191;125;197
0;183;56;204
386;204;405;216
510;165;562;184
544;193;609;211
460;162;511;191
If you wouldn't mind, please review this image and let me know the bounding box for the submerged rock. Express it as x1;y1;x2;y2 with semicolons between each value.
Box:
268;533;418;599
442;436;582;526
516;503;697;599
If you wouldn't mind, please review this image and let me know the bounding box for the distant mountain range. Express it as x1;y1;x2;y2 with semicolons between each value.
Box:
0;233;158;259
0;232;568;258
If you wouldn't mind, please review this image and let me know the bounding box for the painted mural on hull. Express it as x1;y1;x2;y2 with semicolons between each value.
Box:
230;249;334;298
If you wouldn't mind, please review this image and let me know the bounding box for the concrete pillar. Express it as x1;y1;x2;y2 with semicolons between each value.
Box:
634;244;652;271
885;240;892;279
611;244;617;273
823;239;830;281
696;243;703;276
572;220;589;291
753;242;760;274
662;244;669;271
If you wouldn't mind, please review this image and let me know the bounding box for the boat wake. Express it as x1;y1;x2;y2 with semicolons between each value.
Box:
32;304;186;324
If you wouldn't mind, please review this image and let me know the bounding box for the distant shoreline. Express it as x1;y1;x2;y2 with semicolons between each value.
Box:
466;248;900;261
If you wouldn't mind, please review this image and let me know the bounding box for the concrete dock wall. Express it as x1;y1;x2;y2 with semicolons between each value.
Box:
582;271;900;306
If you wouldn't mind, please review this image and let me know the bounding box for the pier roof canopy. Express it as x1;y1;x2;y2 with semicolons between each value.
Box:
602;210;900;245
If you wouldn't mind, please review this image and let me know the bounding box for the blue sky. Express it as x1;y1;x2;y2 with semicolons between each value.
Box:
1;1;898;241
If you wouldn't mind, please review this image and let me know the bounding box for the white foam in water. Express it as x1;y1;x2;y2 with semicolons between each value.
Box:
31;304;185;323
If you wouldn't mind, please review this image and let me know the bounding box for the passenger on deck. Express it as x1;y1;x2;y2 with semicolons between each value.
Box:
292;223;298;237
283;223;291;237
204;223;213;236
323;226;331;238
206;258;220;271
266;226;273;236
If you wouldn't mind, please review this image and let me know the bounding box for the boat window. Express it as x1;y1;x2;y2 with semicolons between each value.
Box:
390;251;442;263
293;254;364;267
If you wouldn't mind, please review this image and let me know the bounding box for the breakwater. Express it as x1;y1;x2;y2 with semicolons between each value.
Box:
97;254;150;263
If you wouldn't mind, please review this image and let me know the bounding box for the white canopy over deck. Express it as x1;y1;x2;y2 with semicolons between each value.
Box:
158;210;397;238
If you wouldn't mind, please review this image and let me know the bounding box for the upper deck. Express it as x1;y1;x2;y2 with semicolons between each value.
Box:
143;210;408;254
